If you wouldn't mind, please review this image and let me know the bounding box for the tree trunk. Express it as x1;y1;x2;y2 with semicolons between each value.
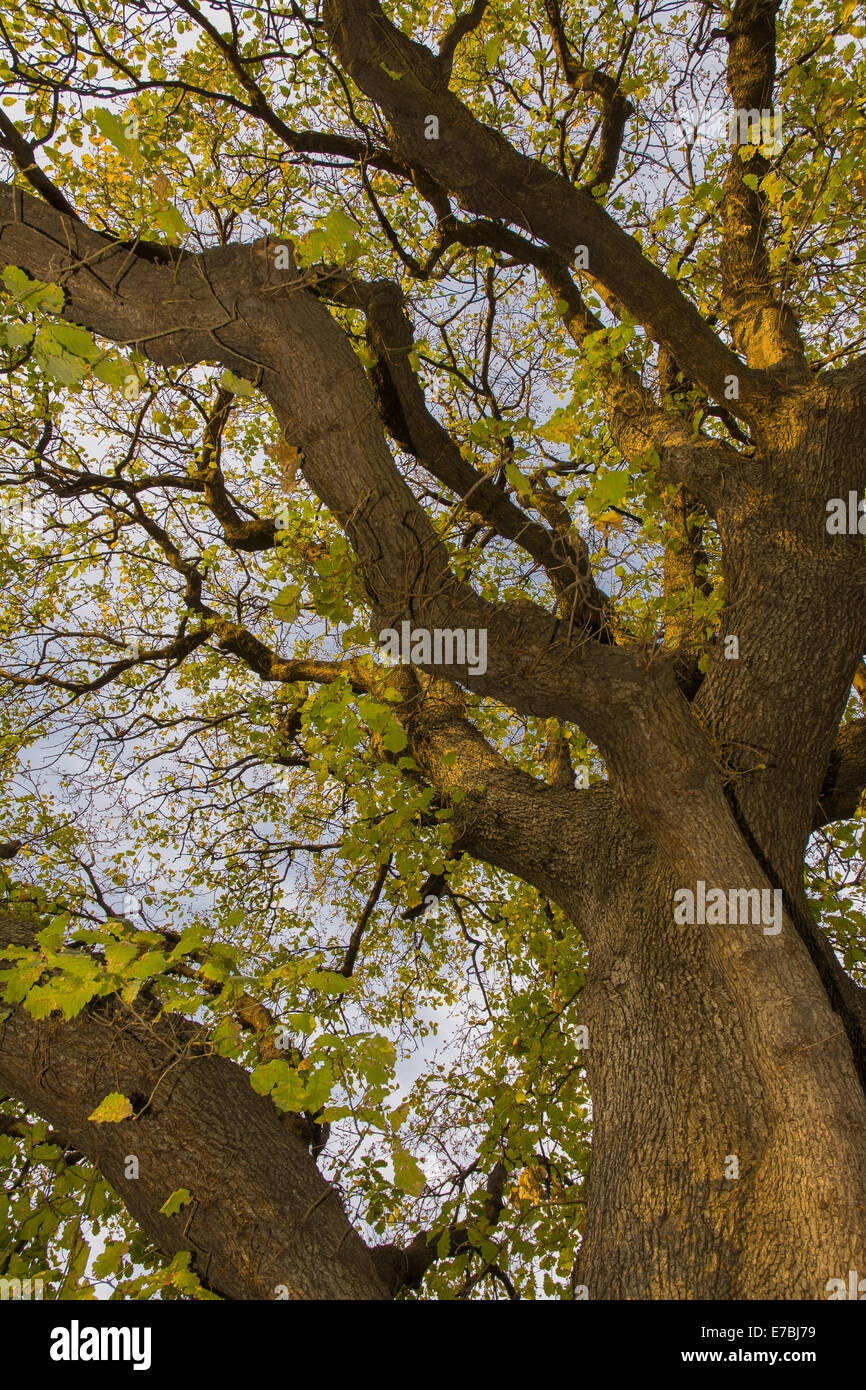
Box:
571;825;866;1299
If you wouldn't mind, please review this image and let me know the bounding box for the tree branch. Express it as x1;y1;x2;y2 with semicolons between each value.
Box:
813;717;866;828
340;857;391;976
371;1159;507;1293
0;110;81;222
0;909;391;1300
719;0;808;373
319;271;612;633
542;0;634;190
437;0;489;76
321;0;768;418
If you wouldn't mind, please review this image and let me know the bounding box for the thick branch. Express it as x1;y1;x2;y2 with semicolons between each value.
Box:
813;717;866;828
395;668;620;919
0;909;390;1300
719;0;807;372
322;0;766;418
322;272;611;633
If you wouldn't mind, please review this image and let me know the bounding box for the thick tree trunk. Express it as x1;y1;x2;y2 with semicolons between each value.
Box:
571;828;866;1299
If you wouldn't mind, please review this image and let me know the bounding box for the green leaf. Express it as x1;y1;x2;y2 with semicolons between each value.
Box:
484;36;504;65
318;1104;352;1122
125;949;169;979
393;1143;426;1195
306;969;354;994
219;368;255;398
0;321;35;349
0;953;44;1004
92;356;139;392
53;971;105;1020
505;461;531;496
93;107;142;166
104;940;140;974
587;469;630;511
49;321;101;362
251;1058;307;1111
159;1187;193;1217
390;1099;411;1130
325;209;360;247
200;956;227;982
382;719;408;753
250;1059;284;1095
2;264;64;314
168;924;207;960
270;584;301;622
35;914;68;953
93;1240;128;1279
88;1092;134;1123
296;209;362;266
33;325;91;385
357;697;392;733
298;1060;334;1112
153;201;190;242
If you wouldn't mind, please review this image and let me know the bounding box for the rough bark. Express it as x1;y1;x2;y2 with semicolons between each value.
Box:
0;910;390;1301
571;841;866;1299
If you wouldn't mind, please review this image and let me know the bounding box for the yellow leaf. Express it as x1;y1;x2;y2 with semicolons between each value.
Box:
88;1092;134;1123
513;1165;546;1205
271;440;304;494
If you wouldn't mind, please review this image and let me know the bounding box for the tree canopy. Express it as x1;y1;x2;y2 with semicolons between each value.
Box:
1;0;865;1302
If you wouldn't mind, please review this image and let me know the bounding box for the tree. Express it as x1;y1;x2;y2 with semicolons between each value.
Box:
0;0;865;1302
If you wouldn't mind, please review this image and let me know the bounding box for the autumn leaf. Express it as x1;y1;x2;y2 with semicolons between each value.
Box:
159;1187;193;1217
512;1165;546;1205
88;1092;134;1123
595;509;627;534
272;439;305;494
